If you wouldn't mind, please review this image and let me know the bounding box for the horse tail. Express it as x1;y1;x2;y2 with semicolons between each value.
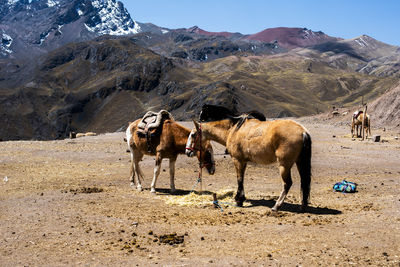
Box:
297;131;312;210
351;116;355;136
368;116;371;136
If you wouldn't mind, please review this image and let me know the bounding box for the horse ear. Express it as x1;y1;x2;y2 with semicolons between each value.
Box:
192;119;200;131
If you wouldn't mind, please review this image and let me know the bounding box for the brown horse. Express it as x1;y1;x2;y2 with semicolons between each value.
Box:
351;111;371;138
126;118;215;193
186;105;312;212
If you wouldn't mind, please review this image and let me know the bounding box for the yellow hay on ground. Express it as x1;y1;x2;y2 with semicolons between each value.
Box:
75;132;97;138
164;189;235;207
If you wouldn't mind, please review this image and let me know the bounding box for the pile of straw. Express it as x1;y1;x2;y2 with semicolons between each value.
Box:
164;189;235;207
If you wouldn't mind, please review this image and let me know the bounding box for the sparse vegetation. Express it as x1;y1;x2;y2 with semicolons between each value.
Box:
0;35;399;140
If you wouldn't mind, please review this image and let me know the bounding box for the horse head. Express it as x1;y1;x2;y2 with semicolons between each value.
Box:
186;120;215;175
199;140;215;175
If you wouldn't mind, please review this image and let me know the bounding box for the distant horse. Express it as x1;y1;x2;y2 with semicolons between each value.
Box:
351;111;371;138
186;105;312;212
126;119;215;193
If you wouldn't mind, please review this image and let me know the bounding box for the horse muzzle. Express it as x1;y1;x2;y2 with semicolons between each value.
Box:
186;149;194;157
206;164;215;175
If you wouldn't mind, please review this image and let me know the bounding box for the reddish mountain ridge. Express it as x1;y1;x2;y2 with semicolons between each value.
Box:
180;26;340;50
245;27;340;49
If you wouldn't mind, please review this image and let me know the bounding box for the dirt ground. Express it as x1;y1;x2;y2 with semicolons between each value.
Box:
1;120;399;266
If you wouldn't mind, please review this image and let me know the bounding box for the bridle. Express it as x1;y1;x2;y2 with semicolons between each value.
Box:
186;123;215;170
186;123;202;154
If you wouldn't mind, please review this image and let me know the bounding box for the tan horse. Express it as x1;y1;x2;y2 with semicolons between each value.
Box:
186;105;312;212
351;112;371;138
126;119;215;193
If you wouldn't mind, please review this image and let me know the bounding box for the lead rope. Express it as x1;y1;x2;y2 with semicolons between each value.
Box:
190;123;203;193
212;193;238;212
190;170;203;193
199;123;203;192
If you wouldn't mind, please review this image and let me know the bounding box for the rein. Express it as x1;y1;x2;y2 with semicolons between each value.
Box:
198;123;203;191
185;123;202;153
186;123;216;192
187;123;205;192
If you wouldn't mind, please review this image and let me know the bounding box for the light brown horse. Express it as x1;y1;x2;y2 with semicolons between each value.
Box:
126;119;215;193
186;105;312;212
351;111;371;138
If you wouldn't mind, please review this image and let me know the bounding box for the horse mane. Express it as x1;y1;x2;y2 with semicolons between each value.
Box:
199;104;238;122
199;104;266;130
235;110;266;130
244;111;266;121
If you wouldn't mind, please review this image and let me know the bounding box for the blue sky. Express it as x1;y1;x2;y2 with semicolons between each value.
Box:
124;0;400;46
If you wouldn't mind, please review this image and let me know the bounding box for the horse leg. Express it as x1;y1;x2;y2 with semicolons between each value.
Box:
150;153;162;194
133;151;144;191
232;158;247;207
272;164;293;212
367;118;371;138
296;132;312;212
169;156;177;194
128;149;136;188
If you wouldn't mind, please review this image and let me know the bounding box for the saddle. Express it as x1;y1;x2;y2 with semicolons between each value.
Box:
137;110;174;152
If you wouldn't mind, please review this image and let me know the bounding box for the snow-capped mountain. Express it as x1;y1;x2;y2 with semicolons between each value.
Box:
0;0;140;58
85;0;140;35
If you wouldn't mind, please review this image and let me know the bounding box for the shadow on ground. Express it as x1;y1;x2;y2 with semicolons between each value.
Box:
153;188;214;196
153;188;341;215
247;198;342;215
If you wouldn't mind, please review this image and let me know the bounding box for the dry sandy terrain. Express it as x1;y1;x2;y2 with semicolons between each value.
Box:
1;121;400;266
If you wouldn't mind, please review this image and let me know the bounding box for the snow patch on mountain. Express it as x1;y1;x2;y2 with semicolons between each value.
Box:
7;0;18;6
85;0;140;35
1;32;13;55
77;8;83;16
39;31;50;45
355;37;369;47
47;0;59;7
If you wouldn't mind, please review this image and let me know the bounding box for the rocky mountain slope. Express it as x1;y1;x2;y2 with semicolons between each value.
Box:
369;81;400;127
0;38;177;140
0;0;139;59
123;25;400;78
1;36;398;140
295;35;400;77
129;30;284;62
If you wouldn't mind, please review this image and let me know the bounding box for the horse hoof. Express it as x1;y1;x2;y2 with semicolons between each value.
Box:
271;206;278;212
170;189;176;194
130;182;135;188
150;189;156;194
137;186;143;192
235;202;243;207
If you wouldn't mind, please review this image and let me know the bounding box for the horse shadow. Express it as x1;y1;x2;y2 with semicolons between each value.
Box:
246;198;342;215
153;188;215;196
153;188;341;215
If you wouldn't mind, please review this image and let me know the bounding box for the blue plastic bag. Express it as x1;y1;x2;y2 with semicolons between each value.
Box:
333;180;357;193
